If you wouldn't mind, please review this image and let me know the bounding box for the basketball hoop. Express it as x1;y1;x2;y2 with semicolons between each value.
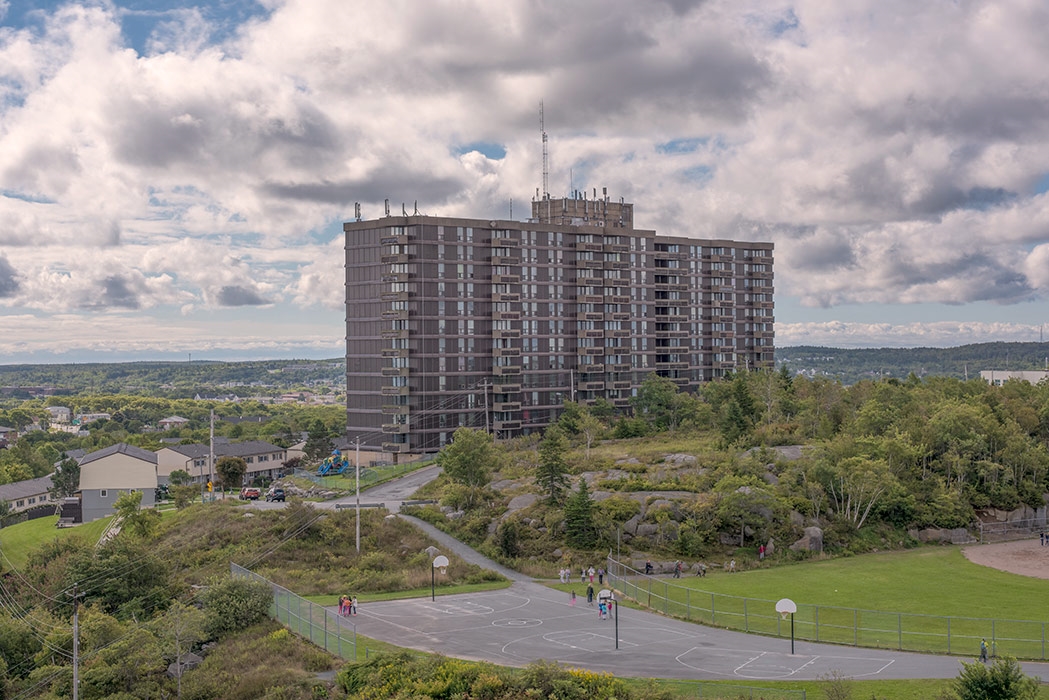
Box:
780;609;791;621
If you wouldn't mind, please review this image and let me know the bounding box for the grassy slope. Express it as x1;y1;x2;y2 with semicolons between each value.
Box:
0;514;113;569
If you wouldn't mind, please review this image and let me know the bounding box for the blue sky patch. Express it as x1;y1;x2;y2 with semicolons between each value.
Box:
1;188;55;204
657;137;707;155
1034;173;1049;196
455;141;507;160
682;165;714;185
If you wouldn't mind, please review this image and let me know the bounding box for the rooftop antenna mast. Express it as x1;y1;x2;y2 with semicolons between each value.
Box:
540;101;549;200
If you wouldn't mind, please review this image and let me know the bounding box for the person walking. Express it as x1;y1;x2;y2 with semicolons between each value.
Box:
598;567;604;585
980;638;988;662
674;560;682;578
759;544;765;561
645;559;652;575
588;566;595;583
586;583;594;606
351;596;358;616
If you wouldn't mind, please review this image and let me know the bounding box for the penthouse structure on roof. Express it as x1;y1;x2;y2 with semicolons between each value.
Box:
345;192;774;457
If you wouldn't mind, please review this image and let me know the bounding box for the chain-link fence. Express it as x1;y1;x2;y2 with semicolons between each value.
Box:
607;557;1049;660
977;518;1046;543
231;562;358;660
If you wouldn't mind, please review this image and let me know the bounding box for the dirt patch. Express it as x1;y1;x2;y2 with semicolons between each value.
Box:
962;539;1049;579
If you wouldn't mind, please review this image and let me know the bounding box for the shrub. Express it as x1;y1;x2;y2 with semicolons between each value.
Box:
200;577;272;638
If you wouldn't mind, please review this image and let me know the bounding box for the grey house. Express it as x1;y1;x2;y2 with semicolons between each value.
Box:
78;443;158;522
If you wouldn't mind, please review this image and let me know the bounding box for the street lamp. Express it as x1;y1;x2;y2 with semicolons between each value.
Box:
432;555;449;602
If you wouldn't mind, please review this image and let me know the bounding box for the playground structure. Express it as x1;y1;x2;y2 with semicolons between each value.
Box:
317;449;350;476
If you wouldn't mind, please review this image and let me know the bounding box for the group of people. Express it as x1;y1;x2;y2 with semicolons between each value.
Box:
338;594;358;616
559;565;604;585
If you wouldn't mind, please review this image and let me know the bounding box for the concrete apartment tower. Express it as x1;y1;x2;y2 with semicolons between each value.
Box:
345;193;774;459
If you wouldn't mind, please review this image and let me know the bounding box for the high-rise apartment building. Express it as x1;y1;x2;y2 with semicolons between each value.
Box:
345;195;774;457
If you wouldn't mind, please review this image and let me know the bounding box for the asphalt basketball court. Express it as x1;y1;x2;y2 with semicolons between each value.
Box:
350;581;1047;682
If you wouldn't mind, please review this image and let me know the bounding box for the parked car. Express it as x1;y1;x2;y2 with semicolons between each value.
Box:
239;487;261;500
265;487;285;502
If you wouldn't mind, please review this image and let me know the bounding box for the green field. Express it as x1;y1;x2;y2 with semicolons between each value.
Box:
600;546;1049;659
0;514;113;569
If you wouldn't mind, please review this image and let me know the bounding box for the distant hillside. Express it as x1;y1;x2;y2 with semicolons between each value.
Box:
776;341;1049;384
0;358;345;398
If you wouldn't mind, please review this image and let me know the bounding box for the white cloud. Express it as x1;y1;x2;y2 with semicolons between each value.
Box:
2;0;1049;358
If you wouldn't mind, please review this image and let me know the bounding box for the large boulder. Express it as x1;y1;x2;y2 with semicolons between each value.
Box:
790;526;823;552
623;513;642;536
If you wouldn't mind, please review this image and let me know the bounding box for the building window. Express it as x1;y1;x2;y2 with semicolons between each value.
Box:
100;490;108;498
16;500;24;507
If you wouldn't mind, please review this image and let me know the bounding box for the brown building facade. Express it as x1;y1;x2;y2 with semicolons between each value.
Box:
345;196;774;456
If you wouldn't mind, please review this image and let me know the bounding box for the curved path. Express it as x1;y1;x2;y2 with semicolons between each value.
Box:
329;468;1049;682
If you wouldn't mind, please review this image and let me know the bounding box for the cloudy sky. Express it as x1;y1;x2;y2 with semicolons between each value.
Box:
2;0;1049;363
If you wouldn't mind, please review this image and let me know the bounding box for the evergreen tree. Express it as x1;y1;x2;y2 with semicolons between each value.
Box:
303;419;335;461
49;456;81;500
564;478;597;549
536;426;570;504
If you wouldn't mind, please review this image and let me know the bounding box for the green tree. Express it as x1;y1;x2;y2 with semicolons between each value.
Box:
577;412;604;460
436;428;496;505
113;490;160;539
168;469;192;486
303;419;335;461
215;456;247;492
200;577;272;638
150;601;207;700
535;426;570;504
953;656;1038;700
49;456;81;500
496;519;521;559
564;478;597;549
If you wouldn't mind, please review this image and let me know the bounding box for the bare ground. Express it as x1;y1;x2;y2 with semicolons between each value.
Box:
963;538;1049;579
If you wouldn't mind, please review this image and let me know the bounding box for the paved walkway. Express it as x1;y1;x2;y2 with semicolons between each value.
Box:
328;467;1049;682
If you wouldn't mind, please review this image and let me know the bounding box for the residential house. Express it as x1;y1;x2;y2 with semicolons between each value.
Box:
158;415;191;430
77;443;158;522
0;425;17;446
75;412;111;425
45;406;72;423
155;439;287;486
0;475;55;515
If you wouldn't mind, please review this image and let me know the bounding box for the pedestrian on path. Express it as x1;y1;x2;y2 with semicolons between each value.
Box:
586;583;594;606
598;567;604;585
570;590;576;606
351;596;358;616
980;638;988;662
588;566;595;583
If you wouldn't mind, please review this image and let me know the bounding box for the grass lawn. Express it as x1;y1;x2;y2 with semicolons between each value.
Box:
554;545;1049;659
644;546;1049;620
0;514;113;569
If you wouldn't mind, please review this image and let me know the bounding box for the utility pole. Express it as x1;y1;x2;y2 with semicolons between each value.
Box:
70;584;81;700
355;437;361;553
209;409;215;501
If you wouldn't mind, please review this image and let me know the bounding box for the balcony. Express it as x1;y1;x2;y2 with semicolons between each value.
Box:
579;295;604;304
578;363;605;374
655;314;688;323
574;241;604;252
383;442;412;453
492;274;520;284
493;365;522;376
607;312;631;321
608;363;632;372
381;272;411;283
381;348;408;358
656;362;690;370
491;255;520;265
493;347;521;357
381;405;410;415
381;329;409;339
492;237;520;247
577;312;604;322
609;295;630;304
609;330;630;338
381;367;409;377
582;347;605;356
381;253;411;264
603;244;629;253
495;383;521;393
381;386;409;396
493;311;521;321
603;260;629;270
492;328;521;339
493;402;521;412
575;259;605;270
491;292;520;302
612;381;632;390
382;423;409;434
579;329;604;338
580;381;605;391
380;291;409;302
494;420;522;431
613;397;632;407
